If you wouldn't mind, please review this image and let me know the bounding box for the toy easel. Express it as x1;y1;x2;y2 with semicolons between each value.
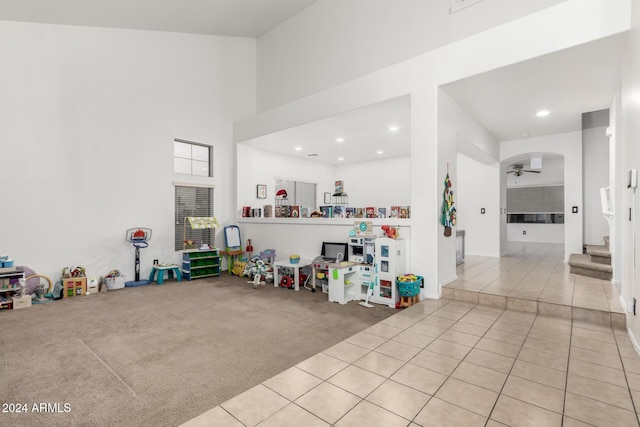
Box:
224;225;243;274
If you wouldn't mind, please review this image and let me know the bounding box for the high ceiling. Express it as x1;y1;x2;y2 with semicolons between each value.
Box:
242;96;412;166
0;0;318;37
442;33;627;142
244;34;626;166
1;2;628;165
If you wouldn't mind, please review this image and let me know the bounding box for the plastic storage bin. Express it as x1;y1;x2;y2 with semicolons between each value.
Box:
105;275;126;290
396;275;423;297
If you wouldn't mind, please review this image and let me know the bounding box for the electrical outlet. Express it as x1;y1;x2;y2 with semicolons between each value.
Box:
522;230;526;235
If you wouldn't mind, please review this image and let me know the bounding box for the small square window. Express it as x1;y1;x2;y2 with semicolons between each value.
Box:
174;139;213;177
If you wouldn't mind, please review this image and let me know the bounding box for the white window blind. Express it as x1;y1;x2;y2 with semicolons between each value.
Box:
507;185;564;213
175;186;214;251
275;179;317;208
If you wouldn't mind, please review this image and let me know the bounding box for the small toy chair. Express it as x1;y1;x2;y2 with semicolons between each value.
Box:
224;225;244;274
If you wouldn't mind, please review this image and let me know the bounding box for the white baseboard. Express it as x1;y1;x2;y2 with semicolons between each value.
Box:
627;325;640;357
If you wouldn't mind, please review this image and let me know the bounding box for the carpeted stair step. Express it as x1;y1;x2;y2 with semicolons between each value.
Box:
568;253;612;280
586;245;612;265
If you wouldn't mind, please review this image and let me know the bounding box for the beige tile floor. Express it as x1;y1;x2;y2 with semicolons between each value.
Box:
182;242;640;426
445;242;625;328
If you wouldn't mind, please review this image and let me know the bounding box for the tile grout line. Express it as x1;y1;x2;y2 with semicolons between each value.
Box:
613;330;640;425
481;308;538;425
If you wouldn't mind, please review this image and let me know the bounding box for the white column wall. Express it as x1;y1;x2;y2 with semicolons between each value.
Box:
583;126;611;245
457;153;501;256
621;0;640;348
611;94;623;288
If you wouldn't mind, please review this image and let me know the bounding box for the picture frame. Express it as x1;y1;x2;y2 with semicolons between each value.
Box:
256;184;267;199
324;192;331;204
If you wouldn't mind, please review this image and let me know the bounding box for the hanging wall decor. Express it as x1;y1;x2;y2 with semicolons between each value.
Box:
441;163;456;237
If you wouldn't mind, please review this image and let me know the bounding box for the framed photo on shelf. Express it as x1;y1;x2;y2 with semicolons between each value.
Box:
256;184;267;199
324;192;331;204
320;205;333;218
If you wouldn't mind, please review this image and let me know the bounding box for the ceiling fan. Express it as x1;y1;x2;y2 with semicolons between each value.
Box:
507;163;541;177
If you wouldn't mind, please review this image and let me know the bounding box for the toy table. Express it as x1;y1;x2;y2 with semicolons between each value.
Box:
149;265;182;285
273;259;311;291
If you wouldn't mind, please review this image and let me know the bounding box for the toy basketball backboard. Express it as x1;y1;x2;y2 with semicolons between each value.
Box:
126;227;152;243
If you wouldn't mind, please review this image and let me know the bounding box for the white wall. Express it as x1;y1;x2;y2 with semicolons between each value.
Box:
610;94;623;287
437;90;460;287
236;145;411;213
0;20;256;281
507;224;565;243
620;0;640;347
457;153;501;256
501;132;582;261
256;0;565;111
583;126;611;245
236;144;335;212
506;156;564;187
504;155;565;244
235;144;413;263
335;157;411;207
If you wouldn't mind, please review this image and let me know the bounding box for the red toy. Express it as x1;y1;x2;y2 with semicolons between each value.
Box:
381;225;399;239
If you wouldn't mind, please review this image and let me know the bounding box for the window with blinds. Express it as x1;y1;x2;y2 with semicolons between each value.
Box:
275;179;317;208
175;186;214;251
507;185;564;214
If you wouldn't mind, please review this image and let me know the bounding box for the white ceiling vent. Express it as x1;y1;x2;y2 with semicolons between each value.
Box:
450;0;486;14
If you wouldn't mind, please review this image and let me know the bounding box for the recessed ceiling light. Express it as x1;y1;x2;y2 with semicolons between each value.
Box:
536;110;550;117
295;146;302;151
522;132;530;137
336;138;344;143
338;157;344;161
388;126;399;132
377;150;384;155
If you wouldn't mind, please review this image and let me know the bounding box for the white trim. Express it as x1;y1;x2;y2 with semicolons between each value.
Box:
627;325;640;357
620;294;631;314
173;181;215;189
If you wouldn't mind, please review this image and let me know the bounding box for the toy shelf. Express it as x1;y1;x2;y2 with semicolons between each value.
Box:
182;249;221;280
0;268;25;310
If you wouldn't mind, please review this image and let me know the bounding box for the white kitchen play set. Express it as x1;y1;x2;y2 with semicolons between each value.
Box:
304;220;421;309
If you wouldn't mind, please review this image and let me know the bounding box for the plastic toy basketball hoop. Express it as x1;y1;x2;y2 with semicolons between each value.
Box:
127;228;151;247
125;227;152;286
